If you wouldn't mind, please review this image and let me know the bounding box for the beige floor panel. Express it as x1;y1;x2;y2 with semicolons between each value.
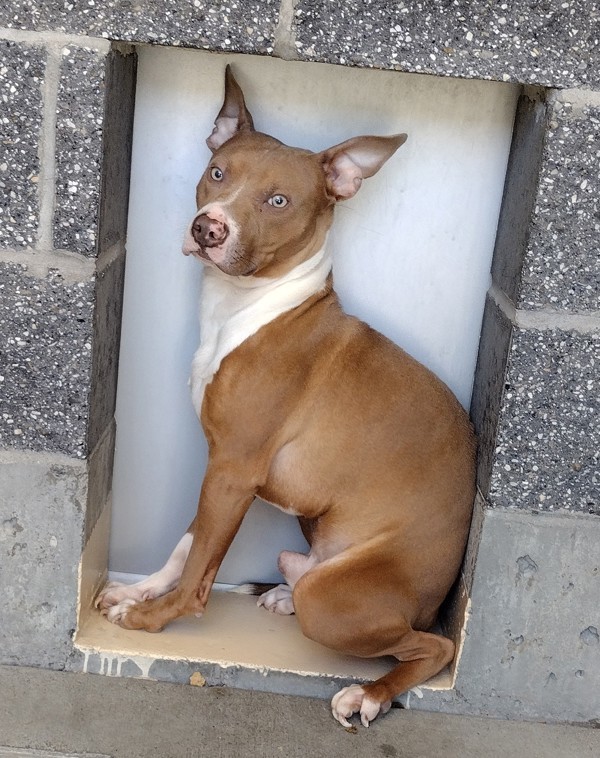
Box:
76;592;451;688
77;502;451;690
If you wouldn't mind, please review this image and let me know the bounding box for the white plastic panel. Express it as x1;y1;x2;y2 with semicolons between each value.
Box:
110;47;518;580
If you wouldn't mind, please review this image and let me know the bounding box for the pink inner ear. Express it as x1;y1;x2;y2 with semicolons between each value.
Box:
326;153;364;200
206;115;240;151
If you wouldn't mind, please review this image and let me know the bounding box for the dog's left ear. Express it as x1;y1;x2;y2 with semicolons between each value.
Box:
318;134;407;201
206;65;255;152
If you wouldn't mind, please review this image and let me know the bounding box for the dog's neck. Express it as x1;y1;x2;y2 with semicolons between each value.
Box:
190;246;332;417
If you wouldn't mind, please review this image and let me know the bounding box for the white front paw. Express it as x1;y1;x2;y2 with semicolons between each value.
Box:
95;581;146;611
105;598;137;625
257;584;295;615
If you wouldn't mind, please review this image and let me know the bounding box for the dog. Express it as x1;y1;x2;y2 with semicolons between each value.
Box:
97;65;476;728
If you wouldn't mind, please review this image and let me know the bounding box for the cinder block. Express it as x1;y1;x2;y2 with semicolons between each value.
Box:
53;46;107;255
490;327;600;515
0;40;45;249
454;508;600;722
520;100;600;311
87;253;126;455
490;90;549;303
86;420;115;542
0;263;93;458
293;1;600;88
470;293;514;497
97;48;137;255
0;454;86;668
0;1;278;53
85;49;136;452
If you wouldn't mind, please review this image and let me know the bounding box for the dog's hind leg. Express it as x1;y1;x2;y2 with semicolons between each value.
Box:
331;630;454;727
257;550;319;615
291;544;454;728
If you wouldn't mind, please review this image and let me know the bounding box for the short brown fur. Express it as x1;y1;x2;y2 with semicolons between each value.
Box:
99;66;476;726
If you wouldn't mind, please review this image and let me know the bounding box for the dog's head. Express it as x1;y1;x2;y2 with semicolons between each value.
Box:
182;66;407;278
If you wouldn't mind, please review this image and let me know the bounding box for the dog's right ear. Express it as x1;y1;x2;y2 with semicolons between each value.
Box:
206;65;255;152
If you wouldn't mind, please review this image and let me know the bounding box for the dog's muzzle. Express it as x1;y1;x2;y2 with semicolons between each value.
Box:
192;213;229;249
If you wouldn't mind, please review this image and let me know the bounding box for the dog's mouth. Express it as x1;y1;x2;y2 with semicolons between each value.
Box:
182;242;257;277
183;246;212;262
182;240;228;266
181;233;224;264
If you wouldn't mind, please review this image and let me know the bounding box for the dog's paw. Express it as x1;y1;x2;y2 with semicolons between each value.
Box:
104;598;137;625
104;597;168;632
331;685;391;728
95;581;147;611
257;583;295;615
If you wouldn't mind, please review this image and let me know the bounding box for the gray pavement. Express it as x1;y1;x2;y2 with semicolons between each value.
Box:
1;665;598;758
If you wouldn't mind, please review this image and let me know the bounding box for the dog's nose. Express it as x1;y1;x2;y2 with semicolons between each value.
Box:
192;214;229;248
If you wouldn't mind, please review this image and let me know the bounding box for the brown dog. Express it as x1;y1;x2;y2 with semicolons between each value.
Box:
97;66;476;727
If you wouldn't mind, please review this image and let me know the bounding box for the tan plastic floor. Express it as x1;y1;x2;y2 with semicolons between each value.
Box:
76;591;451;688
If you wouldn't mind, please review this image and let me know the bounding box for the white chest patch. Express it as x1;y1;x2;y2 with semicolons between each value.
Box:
190;247;332;417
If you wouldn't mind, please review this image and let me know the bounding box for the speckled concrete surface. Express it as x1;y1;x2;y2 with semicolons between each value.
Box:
0;263;93;457
2;2;598;88
490;328;600;514
0;40;45;249
293;0;600;88
520;100;600;311
0;0;278;54
53;46;106;255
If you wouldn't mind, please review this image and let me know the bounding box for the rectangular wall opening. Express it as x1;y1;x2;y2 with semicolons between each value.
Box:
76;46;519;697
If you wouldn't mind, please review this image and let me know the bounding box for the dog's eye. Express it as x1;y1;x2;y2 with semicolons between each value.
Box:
210;167;224;181
268;194;288;208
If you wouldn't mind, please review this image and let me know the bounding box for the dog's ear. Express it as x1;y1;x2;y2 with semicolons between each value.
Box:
206;65;255;152
318;134;407;201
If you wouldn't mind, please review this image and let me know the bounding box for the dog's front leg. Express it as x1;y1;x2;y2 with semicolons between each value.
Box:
113;459;256;632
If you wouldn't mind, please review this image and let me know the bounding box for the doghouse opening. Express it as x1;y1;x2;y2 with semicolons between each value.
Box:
76;46;519;697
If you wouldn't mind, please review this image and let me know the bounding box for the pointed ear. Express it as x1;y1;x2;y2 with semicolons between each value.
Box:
206;65;255;152
318;134;407;201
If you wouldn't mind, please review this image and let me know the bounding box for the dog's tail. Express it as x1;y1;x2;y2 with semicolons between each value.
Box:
228;583;279;596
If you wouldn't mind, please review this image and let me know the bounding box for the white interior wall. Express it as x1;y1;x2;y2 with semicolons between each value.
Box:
109;47;518;581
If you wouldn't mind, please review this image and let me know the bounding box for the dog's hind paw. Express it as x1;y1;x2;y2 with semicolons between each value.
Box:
257;583;295;615
331;685;391;728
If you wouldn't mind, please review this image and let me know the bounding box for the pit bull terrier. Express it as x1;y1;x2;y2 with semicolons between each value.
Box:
97;66;476;728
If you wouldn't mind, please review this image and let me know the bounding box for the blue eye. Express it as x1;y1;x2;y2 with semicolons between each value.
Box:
210;167;223;181
268;194;288;208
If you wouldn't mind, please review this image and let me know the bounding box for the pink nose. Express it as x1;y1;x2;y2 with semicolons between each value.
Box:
192;214;229;248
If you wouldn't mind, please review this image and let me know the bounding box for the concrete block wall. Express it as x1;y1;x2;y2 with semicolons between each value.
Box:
0;31;136;667
452;86;600;721
0;0;598;723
